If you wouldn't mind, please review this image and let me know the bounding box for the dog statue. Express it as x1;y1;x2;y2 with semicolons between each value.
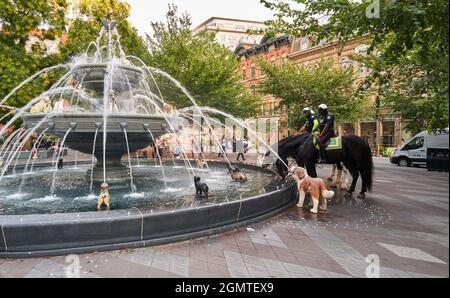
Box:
30;96;51;114
196;157;208;169
164;103;176;114
289;166;335;214
227;164;248;182
194;176;209;199
57;158;63;169
97;183;111;211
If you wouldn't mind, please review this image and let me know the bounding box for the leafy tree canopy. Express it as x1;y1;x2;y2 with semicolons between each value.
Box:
260;0;449;133
146;5;257;119
259;58;366;130
1;0;151;120
60;0;151;65
0;0;68;119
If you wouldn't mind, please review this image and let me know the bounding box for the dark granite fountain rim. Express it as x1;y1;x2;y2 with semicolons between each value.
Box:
0;162;293;225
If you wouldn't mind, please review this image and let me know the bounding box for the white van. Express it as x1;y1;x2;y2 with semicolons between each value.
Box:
390;129;449;167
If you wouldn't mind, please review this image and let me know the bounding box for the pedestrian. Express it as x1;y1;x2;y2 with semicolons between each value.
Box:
218;135;227;158
236;136;246;162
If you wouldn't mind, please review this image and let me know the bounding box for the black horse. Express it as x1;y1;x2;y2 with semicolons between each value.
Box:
265;134;374;199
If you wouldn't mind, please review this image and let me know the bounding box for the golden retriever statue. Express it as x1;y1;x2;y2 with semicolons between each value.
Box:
227;164;248;182
30;96;51;114
97;183;111;211
289;166;335;214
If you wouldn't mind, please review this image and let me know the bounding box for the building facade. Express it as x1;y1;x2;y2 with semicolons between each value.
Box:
289;36;405;150
236;35;291;144
192;17;266;51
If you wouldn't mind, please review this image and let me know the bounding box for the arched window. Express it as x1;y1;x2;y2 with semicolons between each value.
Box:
300;37;310;51
340;57;354;69
355;44;370;55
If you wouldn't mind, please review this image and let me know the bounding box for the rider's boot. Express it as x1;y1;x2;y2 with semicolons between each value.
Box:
318;145;327;164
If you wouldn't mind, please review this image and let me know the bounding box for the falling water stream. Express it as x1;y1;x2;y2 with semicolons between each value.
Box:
122;127;136;193
50;127;74;197
89;127;100;193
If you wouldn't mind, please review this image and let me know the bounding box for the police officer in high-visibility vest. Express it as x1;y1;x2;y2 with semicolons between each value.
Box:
297;108;319;135
317;104;337;163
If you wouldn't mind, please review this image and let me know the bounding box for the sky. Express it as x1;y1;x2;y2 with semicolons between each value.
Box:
126;0;276;36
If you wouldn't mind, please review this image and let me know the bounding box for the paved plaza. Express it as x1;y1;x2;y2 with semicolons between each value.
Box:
0;157;448;278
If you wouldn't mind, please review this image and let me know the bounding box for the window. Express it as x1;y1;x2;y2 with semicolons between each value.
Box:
355;44;370;55
242;69;246;80
359;62;369;77
282;54;288;69
270;102;276;115
250;66;255;79
340;57;353;69
403;137;424;150
300;37;310;51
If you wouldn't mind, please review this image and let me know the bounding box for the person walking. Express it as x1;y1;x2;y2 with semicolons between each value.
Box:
236;136;246;162
218;135;227;158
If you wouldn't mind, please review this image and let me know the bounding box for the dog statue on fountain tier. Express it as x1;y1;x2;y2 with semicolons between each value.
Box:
30;96;51;114
194;176;209;199
97;183;111;211
164;103;176;114
289;166;335;214
227;164;248;182
196;156;208;170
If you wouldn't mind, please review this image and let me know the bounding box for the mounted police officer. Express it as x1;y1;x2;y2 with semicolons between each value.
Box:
297;107;319;135
317;104;337;163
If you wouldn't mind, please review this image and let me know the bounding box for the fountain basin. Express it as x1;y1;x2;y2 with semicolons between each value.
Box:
23;113;175;155
22;113;182;181
0;163;296;258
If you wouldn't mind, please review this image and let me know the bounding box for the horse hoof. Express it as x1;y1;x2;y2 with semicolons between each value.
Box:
346;191;353;198
310;209;318;214
357;194;366;200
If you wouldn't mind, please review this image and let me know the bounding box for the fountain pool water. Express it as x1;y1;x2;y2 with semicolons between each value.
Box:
0;15;296;258
0;163;276;215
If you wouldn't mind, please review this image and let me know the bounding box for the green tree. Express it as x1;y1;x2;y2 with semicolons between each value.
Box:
146;5;257;118
260;0;449;133
259;59;366;130
60;0;151;65
0;0;68;123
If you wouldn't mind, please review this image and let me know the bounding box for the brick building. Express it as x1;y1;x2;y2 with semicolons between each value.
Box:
289;36;405;149
236;35;292;144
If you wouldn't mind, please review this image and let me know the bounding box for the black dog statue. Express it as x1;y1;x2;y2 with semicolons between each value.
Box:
57;158;63;169
194;176;209;199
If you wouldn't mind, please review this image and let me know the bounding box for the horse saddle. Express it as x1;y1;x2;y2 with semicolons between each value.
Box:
314;136;342;151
